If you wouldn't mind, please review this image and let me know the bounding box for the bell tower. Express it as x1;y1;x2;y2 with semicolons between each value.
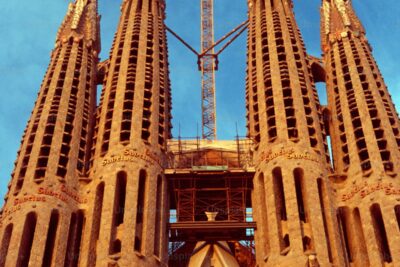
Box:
246;0;344;265
322;0;400;265
78;0;172;266
0;0;100;266
1;1;400;266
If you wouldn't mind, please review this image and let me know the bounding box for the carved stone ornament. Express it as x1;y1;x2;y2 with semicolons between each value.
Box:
323;1;331;35
86;1;97;41
334;0;351;26
71;0;88;30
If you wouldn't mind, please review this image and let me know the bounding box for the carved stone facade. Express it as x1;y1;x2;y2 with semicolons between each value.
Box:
321;0;400;265
0;0;399;266
247;0;342;265
0;0;100;266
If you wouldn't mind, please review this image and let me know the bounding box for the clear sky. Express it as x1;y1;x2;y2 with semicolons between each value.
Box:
0;0;399;206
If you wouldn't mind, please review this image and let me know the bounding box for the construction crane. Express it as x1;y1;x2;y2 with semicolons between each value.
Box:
166;3;249;140
200;0;217;140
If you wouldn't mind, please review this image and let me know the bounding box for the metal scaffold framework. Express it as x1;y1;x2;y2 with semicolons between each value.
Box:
165;6;254;260
166;138;257;266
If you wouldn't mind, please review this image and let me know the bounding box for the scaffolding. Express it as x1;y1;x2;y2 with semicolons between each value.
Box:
166;138;256;266
167;137;254;170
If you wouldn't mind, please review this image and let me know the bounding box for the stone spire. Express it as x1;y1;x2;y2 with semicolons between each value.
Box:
0;0;100;266
246;0;344;265
79;0;171;265
321;0;365;50
322;0;400;265
57;0;100;46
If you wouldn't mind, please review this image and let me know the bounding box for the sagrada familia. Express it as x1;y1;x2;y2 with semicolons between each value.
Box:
0;0;399;266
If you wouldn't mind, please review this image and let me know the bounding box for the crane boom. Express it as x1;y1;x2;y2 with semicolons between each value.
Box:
201;0;217;140
166;3;248;140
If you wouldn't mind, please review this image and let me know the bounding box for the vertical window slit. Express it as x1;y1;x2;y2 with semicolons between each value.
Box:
337;207;353;263
17;212;37;267
110;172;127;254
273;167;287;220
395;205;400;230
370;204;392;263
88;182;104;266
0;224;13;267
273;167;289;253
294;168;307;223
115;172;127;225
154;175;162;257
64;210;85;267
136;0;143;13
353;208;369;265
135;170;147;252
64;213;76;266
258;172;270;256
294;168;313;253
42;210;60;267
260;0;265;11
317;179;333;262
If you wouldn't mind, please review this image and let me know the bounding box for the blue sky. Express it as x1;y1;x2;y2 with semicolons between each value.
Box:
0;0;399;205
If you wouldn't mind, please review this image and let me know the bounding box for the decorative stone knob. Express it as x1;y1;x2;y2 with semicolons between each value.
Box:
205;211;218;221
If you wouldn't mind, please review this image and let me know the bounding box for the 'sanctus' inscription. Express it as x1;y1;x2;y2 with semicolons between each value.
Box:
258;148;320;165
102;149;162;167
38;185;87;204
0;185;85;227
341;181;400;202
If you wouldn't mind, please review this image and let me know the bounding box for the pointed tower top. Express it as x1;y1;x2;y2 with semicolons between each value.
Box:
56;0;99;46
321;0;365;48
71;0;90;29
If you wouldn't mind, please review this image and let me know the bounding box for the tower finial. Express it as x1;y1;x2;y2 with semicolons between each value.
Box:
71;0;88;29
56;0;99;47
333;0;351;26
322;0;365;37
